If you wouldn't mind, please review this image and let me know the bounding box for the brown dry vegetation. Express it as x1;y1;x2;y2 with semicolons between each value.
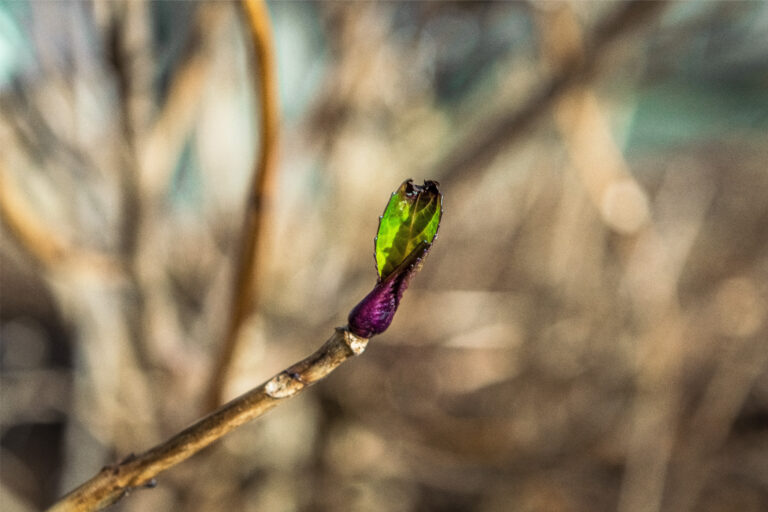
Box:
1;2;767;511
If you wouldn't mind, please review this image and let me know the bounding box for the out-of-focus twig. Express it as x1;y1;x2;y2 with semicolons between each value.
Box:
47;328;368;512
138;51;209;197
437;0;667;186
536;7;719;512
0;163;121;277
0;165;68;267
138;3;227;198
538;4;650;237
206;0;280;410
667;325;768;512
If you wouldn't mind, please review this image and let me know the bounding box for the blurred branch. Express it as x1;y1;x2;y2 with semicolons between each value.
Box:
668;327;768;512
138;4;227;198
539;4;650;236
0;163;121;277
0;165;68;267
206;0;280;410
437;0;667;186
47;328;368;512
108;0;153;258
138;51;209;196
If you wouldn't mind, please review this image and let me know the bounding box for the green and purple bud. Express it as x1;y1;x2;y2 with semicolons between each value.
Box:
348;179;442;338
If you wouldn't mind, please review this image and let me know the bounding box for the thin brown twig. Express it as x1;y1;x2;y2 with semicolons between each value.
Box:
205;0;280;410
47;327;369;512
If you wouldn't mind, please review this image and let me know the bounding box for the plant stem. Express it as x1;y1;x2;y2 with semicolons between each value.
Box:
47;328;368;512
205;0;281;411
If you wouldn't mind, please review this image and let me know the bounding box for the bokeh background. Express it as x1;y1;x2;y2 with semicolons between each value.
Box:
2;1;768;511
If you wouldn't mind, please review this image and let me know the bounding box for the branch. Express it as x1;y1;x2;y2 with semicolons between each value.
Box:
437;0;667;186
138;3;228;198
47;328;369;512
0;163;122;278
46;175;442;511
0;165;68;267
205;0;281;410
538;3;650;235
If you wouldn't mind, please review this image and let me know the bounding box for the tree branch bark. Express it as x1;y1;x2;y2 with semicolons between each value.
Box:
47;328;368;512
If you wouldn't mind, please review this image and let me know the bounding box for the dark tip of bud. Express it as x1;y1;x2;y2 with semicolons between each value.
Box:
403;179;416;197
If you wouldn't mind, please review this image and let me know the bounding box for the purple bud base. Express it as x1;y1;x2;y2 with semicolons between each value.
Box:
348;241;431;338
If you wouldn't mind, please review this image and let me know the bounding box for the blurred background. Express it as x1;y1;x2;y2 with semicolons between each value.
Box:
1;1;768;511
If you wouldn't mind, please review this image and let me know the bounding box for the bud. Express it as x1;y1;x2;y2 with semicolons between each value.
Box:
348;180;442;338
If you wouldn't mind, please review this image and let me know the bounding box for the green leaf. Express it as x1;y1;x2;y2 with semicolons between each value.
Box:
375;179;442;280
